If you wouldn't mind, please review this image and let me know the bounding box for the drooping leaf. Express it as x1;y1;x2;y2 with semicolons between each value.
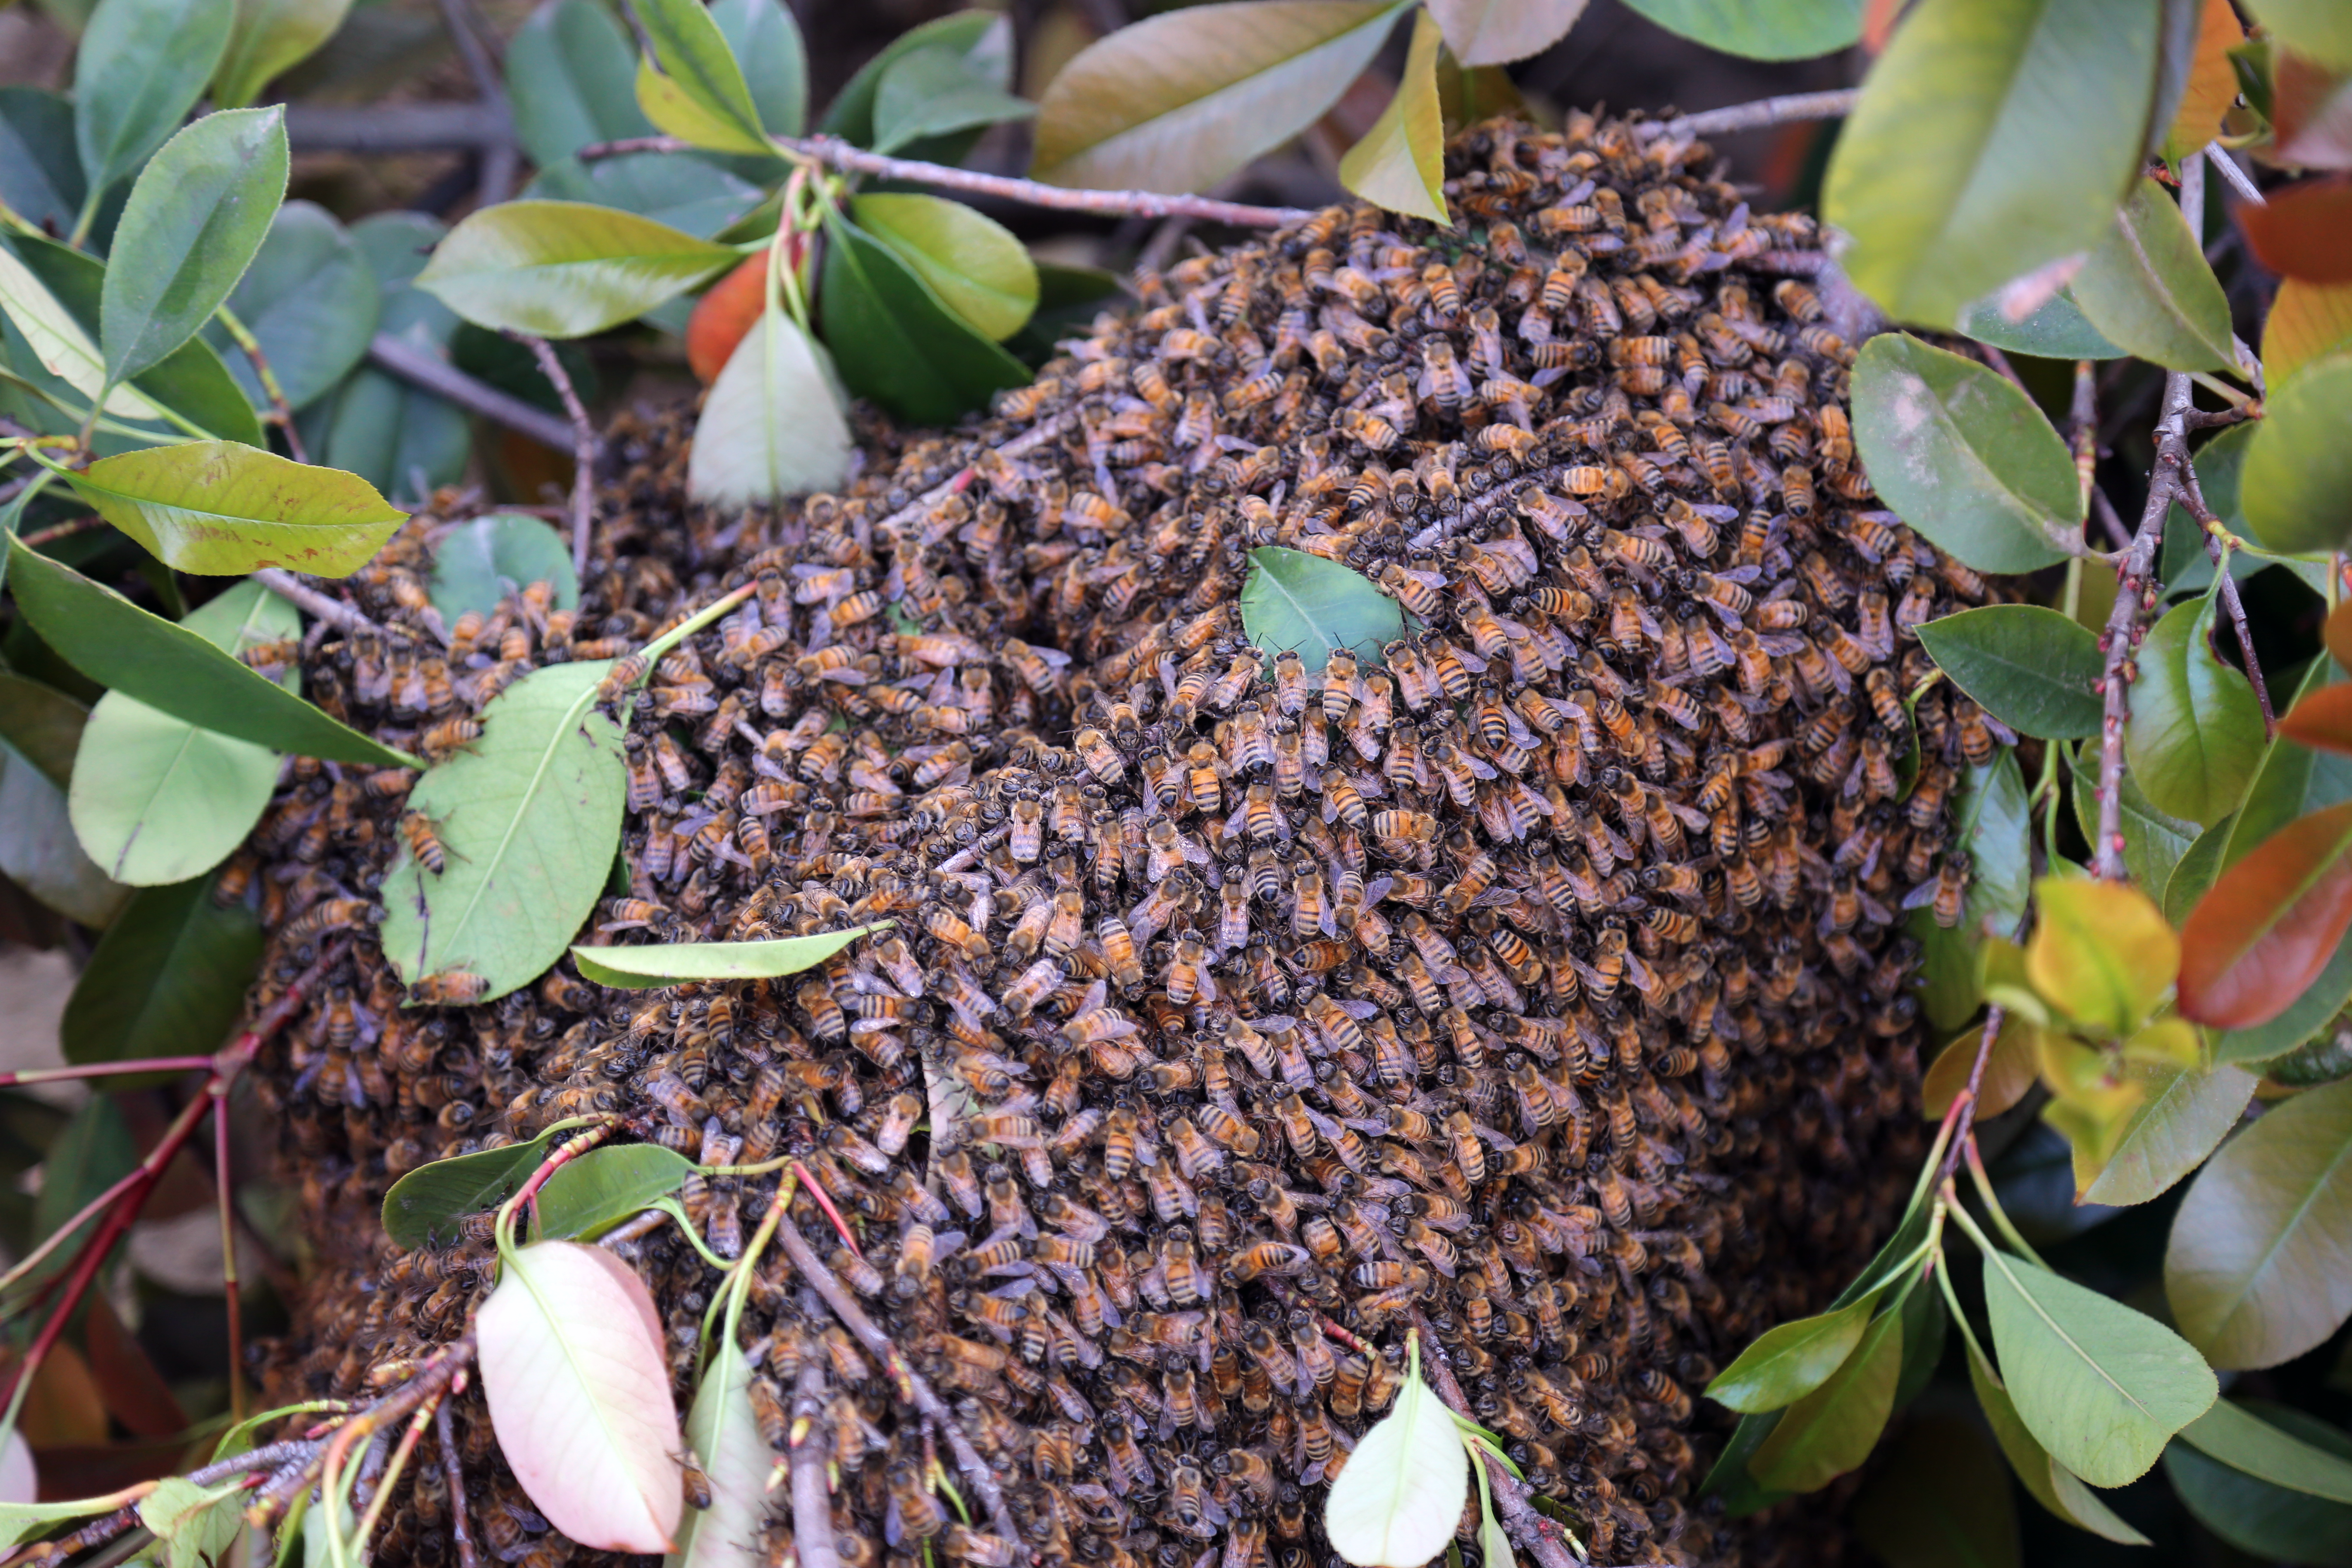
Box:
64;441;405;577
478;1240;684;1553
536;1145;695;1241
1337;9;1449;225
1922;1015;2042;1119
101;107;289;384
1618;0;1858;60
505;0;655;170
1822;0;2157;326
72;0;236;202
1850;1415;2021;1568
1892;1272;1948;1414
1030;0;1412;195
415;201;738;340
70;581;297;887
2180;1396;2352;1503
1241;548;1409;676
2127;596;2265;827
2180;802;2352;1029
431;514;581;623
2025;876;2179;1038
1849;334;2079;574
1956;285;2127;360
1981;1250;2216;1485
2077;1059;2257;1206
137;1477;245;1568
0;671;89;791
1747;1295;1905;1491
0;88;87;238
1424;0;1586;65
1962;753;2034;940
816;214;1028;425
1322;1343;1467;1568
2266;278;2352;389
196;201;378;412
1917;606;2103;740
1965;1337;2150;1543
2166;1400;2352;1564
60;877;263;1089
2163;0;2249;163
852;194;1036;343
211;0;355;108
2071;177;2239;371
870;37;1033;156
709;0;805;137
381;1125;570;1249
2167;1078;2352;1369
685;306;854;505
570;923;890;989
666;1327;767;1568
2243;350;2352;555
523;153;764;242
1704;1294;1880;1414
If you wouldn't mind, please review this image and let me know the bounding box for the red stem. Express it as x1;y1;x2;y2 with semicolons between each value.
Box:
793;1160;864;1259
0;1057;216;1087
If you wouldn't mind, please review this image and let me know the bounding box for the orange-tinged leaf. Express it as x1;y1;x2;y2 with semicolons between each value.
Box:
1921;1016;2039;1119
478;1240;683;1553
2266;276;2352;387
2179;800;2352;1028
2165;0;2248;163
2240;176;2352;283
2328;600;2352;677
2025;877;2180;1038
686;249;770;385
2281;683;2352;753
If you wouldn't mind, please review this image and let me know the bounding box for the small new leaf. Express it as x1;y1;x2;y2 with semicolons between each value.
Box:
570;923;890;989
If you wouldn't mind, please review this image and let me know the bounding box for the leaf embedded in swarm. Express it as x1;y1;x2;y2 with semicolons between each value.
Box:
685;305;854;505
1705;1292;1882;1414
630;0;772;157
1848;334;2079;574
2242;350;2352;555
816;214;1029;426
536;1145;695;1241
478;1240;684;1553
60;877;263;1090
1240;548;1408;676
2025;876;2179;1038
505;0;655;170
666;1328;768;1568
1617;0;1859;60
870;38;1034;156
199;201;380;412
2166;1078;2352;1368
1916;606;2103;741
69;581;297;887
1424;0;1586;65
851;193;1038;342
63;441;405;577
2166;1400;2352;1562
2180;802;2352;1031
1322;1341;1467;1568
1921;1015;2042;1120
570;922;891;989
1337;9;1450;225
431;513;581;623
2163;0;2249;163
379;661;628;1005
211;0;355;109
1747;1292;1905;1492
2265;277;2352;389
138;1477;245;1568
1030;0;1412;195
72;0;235;203
1821;0;2157;326
1981;1249;2216;1486
0;88;88;238
101;107;289;384
1964;1337;2150;1544
2070;176;2239;372
380;1124;571;1249
414;201;738;340
709;0;806;137
2126;597;2265;828
1956;286;2126;361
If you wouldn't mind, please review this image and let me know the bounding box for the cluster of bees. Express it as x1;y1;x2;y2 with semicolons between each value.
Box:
244;111;1994;1568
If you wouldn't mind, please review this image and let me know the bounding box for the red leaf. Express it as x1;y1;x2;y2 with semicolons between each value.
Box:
1862;0;1902;54
2273;51;2352;171
685;234;810;385
83;1296;187;1441
2280;683;2352;753
2240;177;2352;282
2179;800;2352;1027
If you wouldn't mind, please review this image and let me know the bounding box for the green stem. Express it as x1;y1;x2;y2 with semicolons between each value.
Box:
214;305;306;460
636;582;758;671
2188;371;2252;408
1932;1206;1994;1372
67;187;101;249
1963;1139;2051;1269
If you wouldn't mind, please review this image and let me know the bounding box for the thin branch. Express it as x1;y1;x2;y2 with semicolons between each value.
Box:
509;334;598;582
431;0;517;204
284;103;509;153
0;1056;217;1087
214;307;306;463
435;1379;482;1568
15;515;108;549
1659;89;1860;139
1409;1308;1584;1568
253;568;392;640
2180;466;2278;735
790;1295;843;1568
2205;142;2264;206
366;334;579;453
214;1088;245;1424
251;1334;476;1525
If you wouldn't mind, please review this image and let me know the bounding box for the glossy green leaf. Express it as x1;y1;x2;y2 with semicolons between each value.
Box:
852;193;1037;342
1705;1294;1880;1413
0;1498;125;1552
381;1124;569;1249
1957;286;2126;360
2072;760;2198;903
1982;1249;2216;1485
2127;597;2264;827
667;1321;767;1568
61;877;262;1089
2243;350;2352;555
1822;0;2156;325
1323;1342;1467;1568
70;580;296;887
0;671;89;792
685;304;854;505
1241;547;1409;676
570;922;889;989
4;536;415;769
821;11;1001;148
416;201;737;340
1850;333;2079;573
2026;876;2179;1037
1338;8;1449;224
1747;1293;1904;1491
710;0;805;137
630;0;771;156
323;369;469;505
1963;753;2034;938
1917;606;2102;740
2078;1059;2257;1206
1892;1272;1947;1413
1618;0;1857;59
198;201;379;411
380;661;627;1004
2072;176;2239;371
1031;0;1411;194
64;441;404;577
536;1145;695;1240
871;35;1033;155
1966;1337;2150;1543
212;0;355;108
101;107;289;383
522;153;763;242
1850;1415;2021;1568
2168;1401;2352;1564
2181;1396;2352;1502
817;213;1028;425
431;513;580;623
505;0;655;170
73;0;235;201
2167;1078;2352;1369
1423;0;1585;65
0;88;87;238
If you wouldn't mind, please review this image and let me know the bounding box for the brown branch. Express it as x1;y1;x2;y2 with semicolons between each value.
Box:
435;1379;482;1568
2179;469;2277;735
366;334;580;453
790;1294;843;1568
508;334;598;582
214;1092;245;1423
253;568;393;640
1659;89;1860;139
251;1334;477;1525
1409;1309;1584;1568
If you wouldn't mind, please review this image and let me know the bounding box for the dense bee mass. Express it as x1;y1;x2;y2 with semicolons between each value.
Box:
245;112;1995;1568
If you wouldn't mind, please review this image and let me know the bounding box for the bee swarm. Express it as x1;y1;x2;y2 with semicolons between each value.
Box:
247;112;1992;1568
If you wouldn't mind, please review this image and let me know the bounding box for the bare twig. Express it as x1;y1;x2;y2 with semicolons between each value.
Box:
2179;466;2278;735
15;515;108;549
508;334;598;581
431;0;517;204
1660;89;1861;139
2205;143;2264;206
435;1379;482;1568
1409;1309;1584;1568
254;568;392;640
366;334;579;453
214;1088;245;1423
790;1295;843;1568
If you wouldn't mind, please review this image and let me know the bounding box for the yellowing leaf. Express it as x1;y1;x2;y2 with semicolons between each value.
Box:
1921;1015;2041;1119
65;441;405;578
637;57;774;156
1338;10;1449;224
2025;877;2179;1037
1323;1341;1467;1568
0;240;164;421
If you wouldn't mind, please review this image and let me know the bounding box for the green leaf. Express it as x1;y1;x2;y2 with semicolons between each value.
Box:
72;0;236;202
212;0;354;107
137;1476;244;1568
666;1321;768;1568
1323;1342;1467;1568
852;194;1036;343
323;369;469;505
630;0;772;156
0;237;175;423
1031;0;1412;195
416;200;737;340
63;441;405;577
431;513;581;623
2243;350;2352;556
685;304;854;505
1963;753;2034;938
1747;1291;1905;1491
817;213;1029;425
2180;1396;2352;1502
2166;1078;2352;1369
198;201;379;411
0;694;126;928
523;153;763;242
381;1124;569;1249
28;1098;136;1290
0;1498;126;1552
0;671;89;791
2071;176;2240;372
570;922;890;989
60;878;264;1090
101;107;289;384
1424;0;1586;65
1917;606;2103;741
1893;1274;1948;1412
69;580;297;887
1957;286;2127;361
1822;0;2157;326
2126;596;2265;827
710;0;805;137
2078;1058;2257;1206
1981;1248;2217;1485
2248;0;2352;69
1850;1415;2021;1568
1240;547;1408;676
379;661;627;1004
0;88;88;238
1966;1336;2150;1543
2167;1400;2352;1564
1617;0;1858;59
4;537;415;768
1850;334;2079;573
1705;1293;1881;1413
1337;9;1449;224
821;11;1002;148
536;1144;695;1240
871;37;1033;156
505;0;655;170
